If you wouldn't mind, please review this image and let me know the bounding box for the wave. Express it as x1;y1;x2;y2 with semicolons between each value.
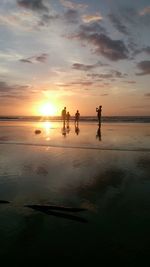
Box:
0;116;150;123
0;141;150;152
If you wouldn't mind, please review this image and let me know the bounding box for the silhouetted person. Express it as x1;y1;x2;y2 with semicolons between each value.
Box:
96;125;101;141
62;107;66;127
75;125;80;135
75;110;80;126
66;111;71;128
96;105;102;126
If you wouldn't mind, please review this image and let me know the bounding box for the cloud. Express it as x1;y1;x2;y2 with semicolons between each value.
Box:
64;9;79;23
71;23;128;61
89;34;128;60
87;70;127;80
0;93;30;100
20;53;48;63
132;46;150;57
38;13;59;26
136;60;150;75
88;73;113;79
119;6;150;28
118;7;137;25
72;61;108;71
82;13;103;23
123;80;136;84
100;93;109;96
17;0;59;27
60;0;88;10
69;81;93;86
79;22;106;34
111;70;127;78
139;6;150;16
0;81;29;92
0;80;35;102
0;81;15;92
72;63;96;71
0;80;30;100
17;0;48;13
108;13;129;35
0;12;41;31
20;59;33;63
35;53;48;62
142;46;150;55
144;93;150;97
58;80;93;87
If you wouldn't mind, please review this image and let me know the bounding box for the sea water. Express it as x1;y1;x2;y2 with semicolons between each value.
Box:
0;119;150;266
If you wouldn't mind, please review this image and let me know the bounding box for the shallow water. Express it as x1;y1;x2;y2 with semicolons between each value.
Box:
0;120;150;151
0;121;150;266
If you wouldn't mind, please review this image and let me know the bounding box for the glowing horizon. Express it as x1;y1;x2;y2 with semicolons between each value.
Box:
0;0;149;116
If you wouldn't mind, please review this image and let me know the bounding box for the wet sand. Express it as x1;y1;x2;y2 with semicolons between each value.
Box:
0;121;150;266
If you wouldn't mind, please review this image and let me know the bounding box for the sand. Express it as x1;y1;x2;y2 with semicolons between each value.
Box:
0;120;150;266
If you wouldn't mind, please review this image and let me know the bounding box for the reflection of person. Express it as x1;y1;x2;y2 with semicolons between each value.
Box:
96;125;101;141
96;105;102;125
75;125;80;135
75;110;80;126
66;111;70;128
62;126;67;137
66;126;70;134
61;107;66;127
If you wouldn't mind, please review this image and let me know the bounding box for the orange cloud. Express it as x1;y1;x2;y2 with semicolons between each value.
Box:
60;0;88;10
82;13;103;23
139;6;150;16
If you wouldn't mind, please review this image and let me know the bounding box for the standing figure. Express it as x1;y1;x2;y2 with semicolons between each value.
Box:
75;110;80;126
96;105;102;126
61;107;66;127
66;111;71;128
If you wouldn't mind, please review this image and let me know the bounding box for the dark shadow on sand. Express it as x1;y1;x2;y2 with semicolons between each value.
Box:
0;201;88;222
0;200;10;204
25;204;88;223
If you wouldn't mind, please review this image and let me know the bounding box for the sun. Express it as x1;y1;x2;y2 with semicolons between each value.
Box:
39;103;56;116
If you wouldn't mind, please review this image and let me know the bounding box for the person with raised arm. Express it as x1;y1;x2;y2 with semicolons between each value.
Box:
96;105;102;126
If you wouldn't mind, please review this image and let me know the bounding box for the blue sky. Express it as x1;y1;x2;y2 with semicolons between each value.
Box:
0;0;150;115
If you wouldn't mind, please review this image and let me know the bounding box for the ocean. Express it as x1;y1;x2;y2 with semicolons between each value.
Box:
0;115;150;123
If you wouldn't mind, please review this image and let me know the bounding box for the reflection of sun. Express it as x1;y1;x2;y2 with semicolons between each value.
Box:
39;103;56;116
44;121;52;130
43;121;52;140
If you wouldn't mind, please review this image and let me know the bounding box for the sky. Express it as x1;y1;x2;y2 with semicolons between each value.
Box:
0;0;150;116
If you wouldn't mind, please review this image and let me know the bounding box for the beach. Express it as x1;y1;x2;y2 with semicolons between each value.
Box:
0;119;150;266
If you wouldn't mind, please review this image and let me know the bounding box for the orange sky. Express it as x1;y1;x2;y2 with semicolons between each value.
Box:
0;0;150;116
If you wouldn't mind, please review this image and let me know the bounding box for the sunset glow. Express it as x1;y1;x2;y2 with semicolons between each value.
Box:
0;0;149;116
38;103;57;116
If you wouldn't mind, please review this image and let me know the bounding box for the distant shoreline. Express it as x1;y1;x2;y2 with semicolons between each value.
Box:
0;116;150;123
